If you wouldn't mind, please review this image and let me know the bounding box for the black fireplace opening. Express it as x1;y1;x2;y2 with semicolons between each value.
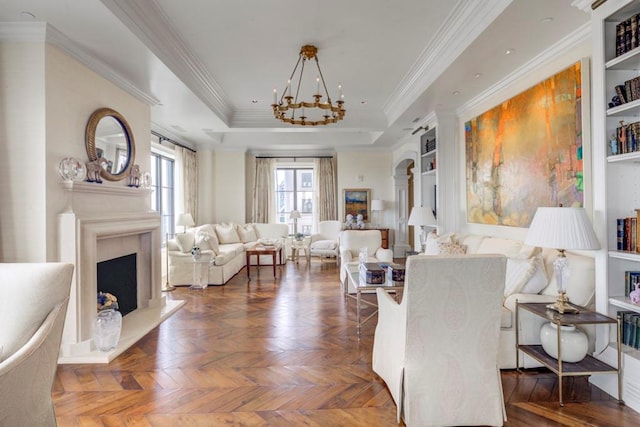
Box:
97;253;138;317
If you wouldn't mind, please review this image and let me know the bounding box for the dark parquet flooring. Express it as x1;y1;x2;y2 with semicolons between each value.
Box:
52;259;640;426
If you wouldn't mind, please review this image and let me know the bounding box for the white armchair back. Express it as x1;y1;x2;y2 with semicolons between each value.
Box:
373;254;507;426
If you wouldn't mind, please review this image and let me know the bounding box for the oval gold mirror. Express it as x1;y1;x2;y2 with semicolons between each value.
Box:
85;108;136;182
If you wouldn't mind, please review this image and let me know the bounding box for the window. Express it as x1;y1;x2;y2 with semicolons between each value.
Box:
275;168;314;235
151;152;175;244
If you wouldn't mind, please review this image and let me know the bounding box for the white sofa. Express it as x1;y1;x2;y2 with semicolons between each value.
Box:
428;232;595;369
167;223;289;286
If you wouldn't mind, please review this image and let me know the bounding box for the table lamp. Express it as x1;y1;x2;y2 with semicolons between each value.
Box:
176;213;195;233
371;199;384;228
524;206;600;314
290;209;301;235
407;206;437;253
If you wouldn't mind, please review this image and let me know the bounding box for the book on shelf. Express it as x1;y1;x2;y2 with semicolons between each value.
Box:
620;311;640;349
615;85;628;103
616;217;637;252
616;13;640;57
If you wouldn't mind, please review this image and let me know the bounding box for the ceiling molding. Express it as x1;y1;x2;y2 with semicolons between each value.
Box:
0;22;160;106
0;22;47;41
456;22;591;118
46;24;160;106
99;0;232;125
383;0;513;125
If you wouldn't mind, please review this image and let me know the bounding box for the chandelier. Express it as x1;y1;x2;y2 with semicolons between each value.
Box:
271;45;345;126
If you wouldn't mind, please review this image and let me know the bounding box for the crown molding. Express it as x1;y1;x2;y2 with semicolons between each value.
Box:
0;22;46;41
100;0;232;125
456;22;591;118
0;22;160;106
383;0;513;125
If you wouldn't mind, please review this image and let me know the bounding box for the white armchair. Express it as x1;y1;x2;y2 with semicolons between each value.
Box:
309;220;342;262
0;263;74;426
339;230;393;292
373;254;507;426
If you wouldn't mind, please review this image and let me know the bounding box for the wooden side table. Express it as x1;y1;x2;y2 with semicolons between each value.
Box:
246;245;282;281
515;301;622;406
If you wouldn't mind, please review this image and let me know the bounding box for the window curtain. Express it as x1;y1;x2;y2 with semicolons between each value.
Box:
253;158;275;223
175;146;198;224
315;157;338;221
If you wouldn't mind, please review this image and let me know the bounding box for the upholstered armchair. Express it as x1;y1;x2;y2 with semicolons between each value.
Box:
373;254;507;426
309;220;342;262
339;229;393;292
0;263;74;426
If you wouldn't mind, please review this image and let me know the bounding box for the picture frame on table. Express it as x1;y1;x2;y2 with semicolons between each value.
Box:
343;188;371;222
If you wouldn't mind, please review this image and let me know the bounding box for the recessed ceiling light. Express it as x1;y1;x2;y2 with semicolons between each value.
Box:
360;100;367;104
474;73;482;79
505;48;516;55
541;17;554;23
453;90;460;95
251;99;258;104
20;11;35;19
412;117;421;123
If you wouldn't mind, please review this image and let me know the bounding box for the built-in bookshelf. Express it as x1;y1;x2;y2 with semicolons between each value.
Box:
420;127;438;217
592;0;640;411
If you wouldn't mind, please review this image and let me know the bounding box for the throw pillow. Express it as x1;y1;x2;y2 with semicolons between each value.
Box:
236;224;258;243
424;231;454;255
195;225;219;254
520;255;548;294
503;254;549;297
175;232;195;253
438;242;467;255
215;223;241;244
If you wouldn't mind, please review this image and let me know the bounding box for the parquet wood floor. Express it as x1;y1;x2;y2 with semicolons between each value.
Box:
53;260;640;426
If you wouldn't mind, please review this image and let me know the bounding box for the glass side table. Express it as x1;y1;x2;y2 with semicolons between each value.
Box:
190;254;212;290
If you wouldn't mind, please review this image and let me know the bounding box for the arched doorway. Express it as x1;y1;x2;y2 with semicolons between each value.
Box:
393;152;418;258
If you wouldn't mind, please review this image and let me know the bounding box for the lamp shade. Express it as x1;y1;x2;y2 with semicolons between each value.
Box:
176;213;195;228
407;206;437;227
371;199;384;211
524;207;600;250
289;209;301;220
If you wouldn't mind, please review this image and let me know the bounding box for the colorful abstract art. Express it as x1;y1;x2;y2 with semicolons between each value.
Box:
465;61;584;227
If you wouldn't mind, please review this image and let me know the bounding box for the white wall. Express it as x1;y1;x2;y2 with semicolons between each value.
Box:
213;151;246;223
0;42;46;262
336;151;394;226
0;40;151;262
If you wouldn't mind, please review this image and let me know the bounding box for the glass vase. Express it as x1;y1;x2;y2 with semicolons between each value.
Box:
93;308;122;352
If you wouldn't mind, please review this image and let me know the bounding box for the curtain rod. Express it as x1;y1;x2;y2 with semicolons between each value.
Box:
151;130;196;153
256;156;333;159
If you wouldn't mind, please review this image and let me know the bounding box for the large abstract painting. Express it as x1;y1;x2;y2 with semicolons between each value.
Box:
465;61;584;227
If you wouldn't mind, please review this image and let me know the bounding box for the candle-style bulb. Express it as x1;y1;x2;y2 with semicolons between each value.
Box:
273;88;277;104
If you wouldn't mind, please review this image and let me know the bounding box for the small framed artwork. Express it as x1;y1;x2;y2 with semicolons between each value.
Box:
343;188;371;222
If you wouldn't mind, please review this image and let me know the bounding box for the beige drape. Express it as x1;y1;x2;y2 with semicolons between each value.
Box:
315;157;338;221
175;146;198;223
253;158;275;223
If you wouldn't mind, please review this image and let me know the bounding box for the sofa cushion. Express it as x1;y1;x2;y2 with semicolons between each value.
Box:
216;223;241;244
476;237;523;257
237;224;258;243
220;242;245;257
310;240;336;250
175;232;195;253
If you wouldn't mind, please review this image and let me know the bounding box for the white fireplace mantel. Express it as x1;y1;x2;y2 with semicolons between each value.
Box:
58;210;183;363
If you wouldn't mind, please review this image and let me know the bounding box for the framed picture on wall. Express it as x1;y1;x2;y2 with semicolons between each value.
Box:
343;188;371;222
